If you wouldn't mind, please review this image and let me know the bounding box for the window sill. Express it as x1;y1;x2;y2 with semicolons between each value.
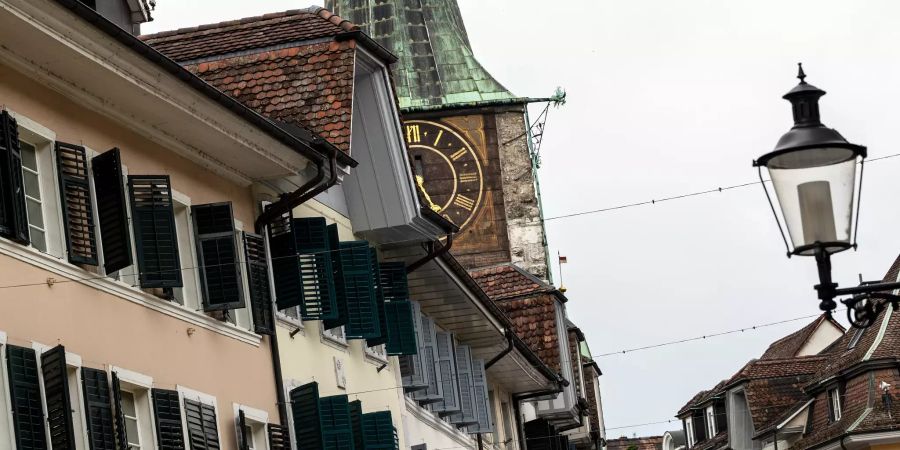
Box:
320;330;349;351
364;348;389;366
276;314;305;336
0;239;262;346
404;396;476;446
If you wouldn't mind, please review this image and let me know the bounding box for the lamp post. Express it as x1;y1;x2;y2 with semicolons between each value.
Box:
754;64;900;328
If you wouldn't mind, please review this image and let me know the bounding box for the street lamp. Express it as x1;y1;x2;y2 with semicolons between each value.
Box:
754;64;900;328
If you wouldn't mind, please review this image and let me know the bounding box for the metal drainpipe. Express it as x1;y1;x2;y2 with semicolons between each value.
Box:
478;433;484;450
406;234;454;273
257;145;339;426
485;330;515;369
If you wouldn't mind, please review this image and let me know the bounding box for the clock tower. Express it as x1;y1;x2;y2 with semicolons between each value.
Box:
325;0;555;280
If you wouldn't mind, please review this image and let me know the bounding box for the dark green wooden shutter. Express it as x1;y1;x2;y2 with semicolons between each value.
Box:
192;202;243;311
41;345;77;449
320;394;353;450
152;388;186;450
413;316;443;405
400;301;428;391
6;345;46;450
244;232;274;334
111;372;129;449
385;300;417;356
451;346;478;427
469;359;493;434
361;411;395;450
56;142;98;265
91;148;132;274
294;218;337;320
323;224;347;331
81;367;116;450
335;241;379;340
366;253;388;347
267;424;288;450
290;382;323;450
433;332;461;415
184;398;220;450
0;111;29;244
378;262;409;302
238;410;250;450
268;212;302;310
349;400;364;450
129;175;182;288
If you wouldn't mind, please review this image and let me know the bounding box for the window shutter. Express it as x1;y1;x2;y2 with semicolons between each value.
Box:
129;175;182;288
81;367;116;450
827;389;836;422
268;212;302;309
413;316;443;405
192;202;243;311
349;400;364;450
400;301;427;391
41;345;77;449
323;224;347;331
432;332;461;415
244;232;274;334
320;394;353;450
336;241;379;340
290;382;323;450
111;371;129;450
367;261;407;348
469;359;493;434
384;300;417;356
91;148;132;274
238;410;250;450
450;345;478;426
365;250;386;347
55;142;99;265
6;345;46;450
361;411;395;450
0;111;29;244
152;388;186;450
268;424;289;450
294;217;337;320
184;398;220;450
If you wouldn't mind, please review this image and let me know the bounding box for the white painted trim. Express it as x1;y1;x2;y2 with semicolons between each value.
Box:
0;237;262;345
110;366;154;389
863;303;894;361
404;396;476;449
171;189;192;206
8;110;56;141
177;385;218;408
233;403;269;424
0;337;17;450
776;399;813;430
847;407;872;432
0;331;5;346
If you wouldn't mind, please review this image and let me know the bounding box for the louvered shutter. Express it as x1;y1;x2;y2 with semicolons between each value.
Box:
152;388;186;450
349;400;364;450
294;218;337;320
384;300;417;356
238;410;250;450
320;394;353;450
56;142;98;265
268;212;302;309
432;332;461;415
0;111;29;244
290;382;324;450
361;411;395;450
129;175;182;288
268;424;289;450
323;225;347;331
367;261;408;348
41;345;77;449
413;316;443;405
91;148;132;273
184;398;220;450
81;367;116;449
111;371;129;450
244;232;274;334
192;202;243;311
336;241;379;340
400;301;427;391
365;256;388;347
450;345;478;426
469;359;493;433
6;345;46;450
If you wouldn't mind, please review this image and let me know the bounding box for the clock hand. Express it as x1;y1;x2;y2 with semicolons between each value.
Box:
415;175;442;212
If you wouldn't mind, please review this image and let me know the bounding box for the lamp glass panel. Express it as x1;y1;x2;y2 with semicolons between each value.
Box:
768;150;857;255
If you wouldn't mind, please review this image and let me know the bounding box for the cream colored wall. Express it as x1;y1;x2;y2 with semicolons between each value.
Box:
0;61;278;448
796;321;845;357
279;199;408;448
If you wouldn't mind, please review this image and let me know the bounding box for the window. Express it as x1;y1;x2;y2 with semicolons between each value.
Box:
179;387;221;449
706;405;716;436
172;196;201;308
112;368;155;450
848;327;865;349
121;390;143;448
685;417;695;448
236;405;269;450
19;140;46;252
828;388;842;422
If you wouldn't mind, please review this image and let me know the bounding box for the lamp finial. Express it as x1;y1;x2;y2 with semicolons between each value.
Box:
797;63;807;84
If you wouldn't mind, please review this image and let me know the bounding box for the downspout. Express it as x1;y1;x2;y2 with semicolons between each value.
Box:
256;144;340;426
406;234;454;273
485;330;515;369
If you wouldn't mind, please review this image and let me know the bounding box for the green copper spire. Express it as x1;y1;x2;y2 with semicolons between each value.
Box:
324;0;517;109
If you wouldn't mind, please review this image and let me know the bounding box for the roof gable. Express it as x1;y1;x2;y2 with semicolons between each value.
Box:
760;315;845;360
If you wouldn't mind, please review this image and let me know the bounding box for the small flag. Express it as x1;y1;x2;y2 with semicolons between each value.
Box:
559;255;568;264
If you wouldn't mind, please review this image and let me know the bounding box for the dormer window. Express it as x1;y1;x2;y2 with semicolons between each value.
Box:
706;405;716;436
828;388;842;422
685;417;695;448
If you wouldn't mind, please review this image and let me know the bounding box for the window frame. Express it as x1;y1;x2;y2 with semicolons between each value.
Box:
829;387;842;422
31;342;90;450
321;323;349;348
177;385;223;448
0;331;16;450
233;403;270;450
685;417;695;448
365;343;388;364
111;366;157;450
706;404;716;436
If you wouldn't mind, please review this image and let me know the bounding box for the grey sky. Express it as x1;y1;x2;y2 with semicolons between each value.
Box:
144;0;900;438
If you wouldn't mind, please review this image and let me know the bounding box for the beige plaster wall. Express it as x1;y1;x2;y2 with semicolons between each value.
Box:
0;62;277;447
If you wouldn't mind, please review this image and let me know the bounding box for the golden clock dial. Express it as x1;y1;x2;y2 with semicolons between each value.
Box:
405;120;484;230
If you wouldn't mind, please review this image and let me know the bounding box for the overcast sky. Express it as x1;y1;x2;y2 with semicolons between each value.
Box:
145;0;900;438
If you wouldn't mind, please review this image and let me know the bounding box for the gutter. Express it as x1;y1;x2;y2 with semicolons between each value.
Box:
485;330;515;369
335;30;398;64
406;234;454;274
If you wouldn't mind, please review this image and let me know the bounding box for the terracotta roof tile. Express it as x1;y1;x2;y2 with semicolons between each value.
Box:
469;264;555;301
494;292;561;372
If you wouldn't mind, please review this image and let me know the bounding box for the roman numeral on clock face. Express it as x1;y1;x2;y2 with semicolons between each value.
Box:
459;172;478;183
450;148;467;161
453;195;475;211
406;125;421;143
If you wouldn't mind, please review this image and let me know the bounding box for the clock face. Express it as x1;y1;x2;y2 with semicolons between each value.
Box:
405;120;484;230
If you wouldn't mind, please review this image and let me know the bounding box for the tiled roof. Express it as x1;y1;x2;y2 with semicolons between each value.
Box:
494;292;561;372
606;436;663;450
142;8;359;153
692;431;728;450
141;8;354;62
469;264;558;301
761;314;845;360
